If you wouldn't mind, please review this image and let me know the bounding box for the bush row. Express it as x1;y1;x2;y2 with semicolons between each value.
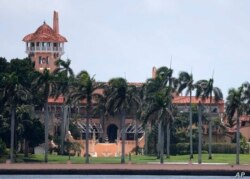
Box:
170;143;237;155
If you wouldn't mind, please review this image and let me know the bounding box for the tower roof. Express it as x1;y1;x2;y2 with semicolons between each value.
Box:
23;22;67;42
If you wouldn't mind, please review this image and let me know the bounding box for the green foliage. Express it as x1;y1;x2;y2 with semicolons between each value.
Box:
0;138;7;156
0;114;10;146
69;122;81;139
203;143;236;154
64;141;81;157
146;129;158;155
171;142;237;155
171;143;199;155
240;136;249;154
16;106;44;148
171;143;190;155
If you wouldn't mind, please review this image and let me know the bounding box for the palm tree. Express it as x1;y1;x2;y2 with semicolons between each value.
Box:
54;59;74;154
142;81;173;164
226;86;244;165
0;72;29;162
142;67;174;163
70;71;102;163
93;84;109;142
133;86;144;155
34;69;56;163
156;66;177;159
197;102;202;164
195;78;223;159
54;59;74;78
242;82;250;113
106;77;139;164
178;71;195;159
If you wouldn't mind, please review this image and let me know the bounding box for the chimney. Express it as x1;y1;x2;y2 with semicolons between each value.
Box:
53;11;59;34
152;66;157;79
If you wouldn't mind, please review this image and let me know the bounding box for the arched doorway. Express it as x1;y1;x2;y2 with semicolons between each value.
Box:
107;124;118;143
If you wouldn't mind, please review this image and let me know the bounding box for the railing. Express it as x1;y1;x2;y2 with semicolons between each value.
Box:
26;46;64;54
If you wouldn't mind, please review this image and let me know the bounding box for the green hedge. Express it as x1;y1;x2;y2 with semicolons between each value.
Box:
171;143;236;155
203;143;236;154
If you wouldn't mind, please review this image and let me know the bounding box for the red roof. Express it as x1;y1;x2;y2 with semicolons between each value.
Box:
48;96;64;103
173;96;224;104
23;22;67;42
48;95;224;106
240;115;250;122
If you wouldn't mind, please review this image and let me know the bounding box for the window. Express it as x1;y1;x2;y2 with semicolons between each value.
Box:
212;108;218;113
38;56;42;64
36;42;40;47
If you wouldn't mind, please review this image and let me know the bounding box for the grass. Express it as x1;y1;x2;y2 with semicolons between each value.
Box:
1;153;250;165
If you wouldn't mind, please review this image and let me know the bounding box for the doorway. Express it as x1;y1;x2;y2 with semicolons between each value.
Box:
107;124;118;143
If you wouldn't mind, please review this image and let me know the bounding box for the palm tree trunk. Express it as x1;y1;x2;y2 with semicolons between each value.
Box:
166;122;170;159
189;90;193;159
208;94;212;159
135;117;138;155
160;121;164;164
60;105;65;155
10;106;15;163
85;107;90;164
198;102;202;164
236;109;240;165
65;105;70;133
44;102;49;163
100;109;105;142
157;122;161;159
24;139;29;157
121;109;126;164
144;123;149;155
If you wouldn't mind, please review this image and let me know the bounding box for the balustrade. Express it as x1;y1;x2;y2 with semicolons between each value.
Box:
26;46;64;54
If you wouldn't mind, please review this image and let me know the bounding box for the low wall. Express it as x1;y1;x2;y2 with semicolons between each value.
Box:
77;134;145;157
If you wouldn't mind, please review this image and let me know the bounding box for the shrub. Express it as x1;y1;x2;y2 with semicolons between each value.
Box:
0;138;7;156
203;143;236;154
171;143;237;155
171;143;199;155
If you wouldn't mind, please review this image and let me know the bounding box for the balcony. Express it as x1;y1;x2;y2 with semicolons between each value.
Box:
25;46;64;55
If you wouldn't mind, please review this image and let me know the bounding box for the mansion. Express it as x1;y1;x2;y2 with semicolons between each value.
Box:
23;11;250;157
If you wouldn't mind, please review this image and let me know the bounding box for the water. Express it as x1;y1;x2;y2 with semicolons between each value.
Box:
0;175;247;179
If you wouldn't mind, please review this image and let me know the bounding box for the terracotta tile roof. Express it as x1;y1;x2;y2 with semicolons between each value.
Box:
173;96;224;104
48;96;64;103
23;22;67;42
240;115;250;122
48;95;224;105
128;82;144;87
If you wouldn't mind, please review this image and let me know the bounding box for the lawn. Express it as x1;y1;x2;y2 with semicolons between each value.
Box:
1;153;250;165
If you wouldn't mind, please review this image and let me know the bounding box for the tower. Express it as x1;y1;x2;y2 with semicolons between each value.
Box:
152;66;157;79
23;11;67;72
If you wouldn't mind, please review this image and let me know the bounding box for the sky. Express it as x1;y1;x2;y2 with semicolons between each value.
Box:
1;0;250;98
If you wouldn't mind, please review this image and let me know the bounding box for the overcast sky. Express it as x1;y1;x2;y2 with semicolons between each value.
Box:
1;0;250;98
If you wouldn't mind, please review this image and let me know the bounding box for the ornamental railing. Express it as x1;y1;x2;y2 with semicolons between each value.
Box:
26;46;64;54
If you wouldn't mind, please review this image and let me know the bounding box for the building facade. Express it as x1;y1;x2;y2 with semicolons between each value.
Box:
23;12;230;157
